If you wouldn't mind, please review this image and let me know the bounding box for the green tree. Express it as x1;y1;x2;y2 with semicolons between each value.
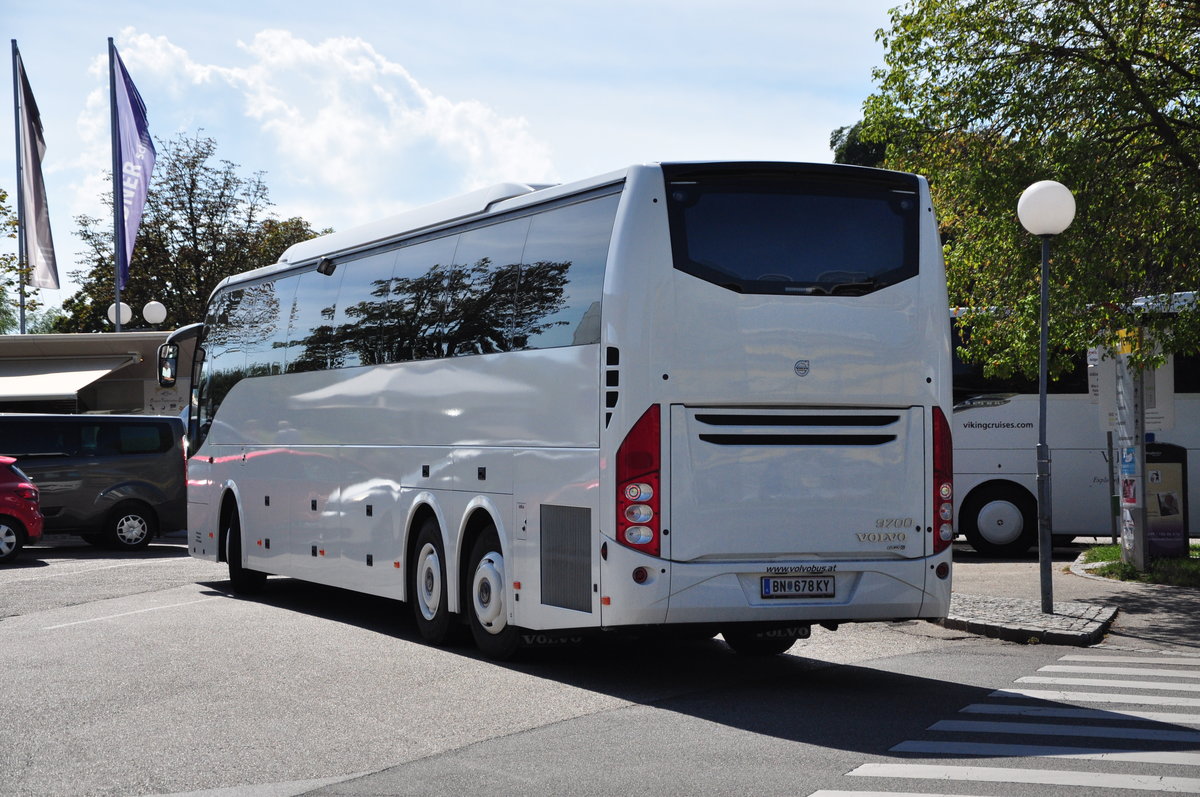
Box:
57;133;327;332
861;0;1200;376
830;121;886;167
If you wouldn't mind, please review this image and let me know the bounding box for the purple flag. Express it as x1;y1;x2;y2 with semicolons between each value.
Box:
14;45;59;290
112;45;155;290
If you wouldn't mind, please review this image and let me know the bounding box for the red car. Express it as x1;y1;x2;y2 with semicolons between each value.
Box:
0;455;43;564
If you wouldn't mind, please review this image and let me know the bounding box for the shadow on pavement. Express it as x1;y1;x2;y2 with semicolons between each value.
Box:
199;575;1200;764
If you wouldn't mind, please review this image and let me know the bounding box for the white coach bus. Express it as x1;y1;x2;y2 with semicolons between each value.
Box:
953;316;1199;556
174;161;954;658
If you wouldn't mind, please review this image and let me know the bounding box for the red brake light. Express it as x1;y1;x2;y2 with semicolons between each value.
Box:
16;485;38;502
932;406;953;554
616;405;661;557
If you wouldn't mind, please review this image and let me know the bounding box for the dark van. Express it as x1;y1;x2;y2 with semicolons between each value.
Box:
0;414;186;550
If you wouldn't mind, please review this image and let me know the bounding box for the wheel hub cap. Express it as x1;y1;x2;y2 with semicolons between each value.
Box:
472;551;506;634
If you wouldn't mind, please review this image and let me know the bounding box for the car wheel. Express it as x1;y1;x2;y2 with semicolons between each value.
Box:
105;502;157;551
0;518;24;564
466;525;521;660
410;518;454;645
226;509;267;595
961;482;1037;557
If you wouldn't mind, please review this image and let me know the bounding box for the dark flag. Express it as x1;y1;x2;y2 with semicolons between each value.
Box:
111;42;155;291
12;42;59;290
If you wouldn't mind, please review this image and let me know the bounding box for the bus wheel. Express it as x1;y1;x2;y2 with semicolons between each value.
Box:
721;630;796;656
411;519;452;645
467;526;520;660
105;502;157;551
961;483;1036;557
226;510;267;595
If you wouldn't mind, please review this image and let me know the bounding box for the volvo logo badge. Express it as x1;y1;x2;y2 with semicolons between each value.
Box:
794;360;810;377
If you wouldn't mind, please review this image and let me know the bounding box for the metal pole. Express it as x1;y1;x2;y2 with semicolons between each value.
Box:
1107;430;1119;544
109;37;125;332
12;40;27;334
1037;235;1054;613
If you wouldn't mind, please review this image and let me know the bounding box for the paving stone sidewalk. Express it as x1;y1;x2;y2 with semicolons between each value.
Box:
941;592;1119;646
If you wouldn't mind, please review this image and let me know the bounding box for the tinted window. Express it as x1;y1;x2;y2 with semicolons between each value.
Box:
0;421;80;457
516;195;617;348
330;251;397;368
388;235;460;363
198;290;242;439
665;165;919;296
1176;353;1200;394
285;269;344;372
240;280;288;378
118;423;172;454
441;219;529;356
951;321;1087;400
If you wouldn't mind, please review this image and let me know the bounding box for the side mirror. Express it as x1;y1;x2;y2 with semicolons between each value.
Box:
157;342;179;388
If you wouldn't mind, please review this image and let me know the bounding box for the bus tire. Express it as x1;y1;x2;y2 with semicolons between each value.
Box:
466;526;520;660
226;509;267;595
961;482;1037;557
411;519;453;645
721;630;796;656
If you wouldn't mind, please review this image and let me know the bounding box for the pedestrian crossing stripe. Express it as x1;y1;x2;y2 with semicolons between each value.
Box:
962;701;1200;726
1018;675;1200;692
1065;652;1200;667
846;763;1200;792
993;687;1200;707
1042;664;1200;679
930;718;1200;743
891;739;1200;766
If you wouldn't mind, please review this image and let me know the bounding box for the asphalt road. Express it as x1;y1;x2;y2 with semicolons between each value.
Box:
2;535;1196;797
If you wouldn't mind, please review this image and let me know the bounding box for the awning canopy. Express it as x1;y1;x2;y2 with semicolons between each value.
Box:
0;355;139;401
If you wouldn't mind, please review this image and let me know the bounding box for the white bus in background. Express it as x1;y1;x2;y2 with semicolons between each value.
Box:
953;318;1199;556
173;161;954;659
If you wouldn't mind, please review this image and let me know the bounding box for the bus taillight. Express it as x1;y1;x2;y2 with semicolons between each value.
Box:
617;405;661;557
933;406;953;554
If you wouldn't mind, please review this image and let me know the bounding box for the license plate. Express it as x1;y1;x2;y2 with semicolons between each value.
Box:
761;576;835;598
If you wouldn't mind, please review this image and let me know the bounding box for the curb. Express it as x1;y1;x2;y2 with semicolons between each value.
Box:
940;597;1118;646
939;554;1120;646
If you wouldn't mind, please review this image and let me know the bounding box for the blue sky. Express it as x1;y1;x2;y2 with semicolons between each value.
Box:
5;0;897;310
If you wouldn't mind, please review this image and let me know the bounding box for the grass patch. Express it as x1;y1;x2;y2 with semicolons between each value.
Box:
1082;542;1200;588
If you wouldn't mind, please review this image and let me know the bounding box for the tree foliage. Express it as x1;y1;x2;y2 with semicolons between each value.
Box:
861;0;1200;376
830;121;886;167
56;133;326;332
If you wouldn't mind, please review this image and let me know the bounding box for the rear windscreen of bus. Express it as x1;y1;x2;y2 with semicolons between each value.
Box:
664;166;920;296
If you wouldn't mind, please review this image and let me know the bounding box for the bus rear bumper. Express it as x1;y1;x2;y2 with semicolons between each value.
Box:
601;550;950;628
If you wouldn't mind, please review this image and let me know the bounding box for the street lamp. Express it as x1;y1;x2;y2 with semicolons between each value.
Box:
143;301;167;326
107;302;133;328
1017;180;1075;614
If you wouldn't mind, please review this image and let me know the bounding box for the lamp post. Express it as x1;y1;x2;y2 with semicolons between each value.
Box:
142;301;167;327
1017;180;1075;614
107;301;167;329
107;301;133;328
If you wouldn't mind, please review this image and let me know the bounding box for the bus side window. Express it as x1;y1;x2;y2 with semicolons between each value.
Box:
1176;353;1200;394
516;194;618;350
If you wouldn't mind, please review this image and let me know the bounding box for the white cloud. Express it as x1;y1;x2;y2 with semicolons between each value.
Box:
65;28;556;239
